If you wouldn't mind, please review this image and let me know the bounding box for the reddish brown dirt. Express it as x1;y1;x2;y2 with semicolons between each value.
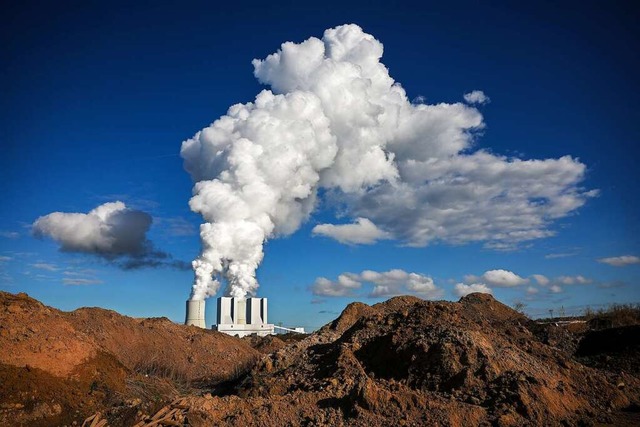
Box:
176;294;640;426
0;291;259;426
2;291;639;426
244;333;308;355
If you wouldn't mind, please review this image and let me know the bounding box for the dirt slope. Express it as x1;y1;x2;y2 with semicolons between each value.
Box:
0;291;258;426
178;294;639;426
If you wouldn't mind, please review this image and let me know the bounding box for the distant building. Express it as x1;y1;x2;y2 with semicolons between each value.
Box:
214;296;274;337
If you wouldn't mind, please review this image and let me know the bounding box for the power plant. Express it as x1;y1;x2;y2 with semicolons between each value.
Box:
184;297;304;336
214;297;274;337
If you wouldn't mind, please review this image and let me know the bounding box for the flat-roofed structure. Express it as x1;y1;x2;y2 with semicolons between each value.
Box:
214;296;274;337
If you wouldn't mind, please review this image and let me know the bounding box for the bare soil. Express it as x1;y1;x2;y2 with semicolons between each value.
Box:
0;291;259;426
176;294;639;426
1;291;639;426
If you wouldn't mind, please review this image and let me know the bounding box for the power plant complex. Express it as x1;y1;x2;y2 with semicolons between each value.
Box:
185;297;304;336
214;297;274;337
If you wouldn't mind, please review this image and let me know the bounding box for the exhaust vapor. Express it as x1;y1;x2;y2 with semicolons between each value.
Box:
181;24;592;300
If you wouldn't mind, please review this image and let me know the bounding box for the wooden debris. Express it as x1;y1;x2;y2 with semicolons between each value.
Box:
82;397;189;427
81;412;107;427
133;397;190;427
150;405;170;420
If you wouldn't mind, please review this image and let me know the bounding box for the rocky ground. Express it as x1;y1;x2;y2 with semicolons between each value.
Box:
1;291;639;426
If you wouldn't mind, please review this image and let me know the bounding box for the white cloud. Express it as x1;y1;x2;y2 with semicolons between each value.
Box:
454;283;492;297
61;267;102;286
0;256;12;262
33;202;151;257
521;274;595;300
549;284;563;293
341;152;592;249
412;95;426;104
531;274;549;286
312;217;391;245
310;268;443;299
63;268;98;277
557;275;591;285
575;275;590;284
181;24;595;299
62;277;103;286
598;255;640;267
32;202;186;270
309;274;362;297
526;286;539;295
545;252;577;259
31;263;59;272
482;269;528;287
463;274;481;283
0;231;19;239
463;90;490;105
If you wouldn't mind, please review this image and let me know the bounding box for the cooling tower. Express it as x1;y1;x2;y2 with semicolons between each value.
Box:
185;299;206;328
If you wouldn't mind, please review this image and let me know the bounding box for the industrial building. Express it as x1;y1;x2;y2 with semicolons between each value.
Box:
214;296;275;337
185;296;304;336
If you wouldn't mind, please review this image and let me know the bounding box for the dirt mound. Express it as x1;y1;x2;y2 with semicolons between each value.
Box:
67;306;257;382
3;291;639;426
323;301;382;335
0;291;258;426
0;292;98;377
177;293;639;426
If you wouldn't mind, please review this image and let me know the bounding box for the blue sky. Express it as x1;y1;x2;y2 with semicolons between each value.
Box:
1;1;638;330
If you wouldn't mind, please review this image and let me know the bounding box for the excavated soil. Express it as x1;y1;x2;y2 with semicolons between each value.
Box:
179;294;640;426
0;292;259;426
1;291;639;426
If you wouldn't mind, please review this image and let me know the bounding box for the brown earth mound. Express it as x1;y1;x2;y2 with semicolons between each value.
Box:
0;291;259;426
177;294;640;426
2;291;639;426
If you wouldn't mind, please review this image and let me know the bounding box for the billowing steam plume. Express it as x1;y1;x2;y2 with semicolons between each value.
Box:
182;24;593;300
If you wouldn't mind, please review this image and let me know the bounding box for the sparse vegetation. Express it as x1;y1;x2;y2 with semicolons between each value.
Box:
512;301;527;315
132;353;192;390
582;303;640;329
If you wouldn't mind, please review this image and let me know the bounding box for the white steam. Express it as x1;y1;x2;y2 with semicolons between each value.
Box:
181;24;593;300
183;90;336;299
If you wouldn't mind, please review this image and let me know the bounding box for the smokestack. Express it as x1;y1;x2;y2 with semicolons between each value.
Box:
185;299;206;328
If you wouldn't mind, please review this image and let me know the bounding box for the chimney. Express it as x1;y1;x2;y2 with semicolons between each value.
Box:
185;299;206;328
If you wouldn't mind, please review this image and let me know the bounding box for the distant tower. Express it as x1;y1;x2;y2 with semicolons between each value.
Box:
184;299;206;328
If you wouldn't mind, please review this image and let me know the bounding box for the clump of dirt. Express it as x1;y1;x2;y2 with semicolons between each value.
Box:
176;294;639;426
243;333;306;355
243;335;287;354
0;291;259;426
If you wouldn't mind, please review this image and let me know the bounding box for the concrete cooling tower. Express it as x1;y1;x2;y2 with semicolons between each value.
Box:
184;299;206;328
